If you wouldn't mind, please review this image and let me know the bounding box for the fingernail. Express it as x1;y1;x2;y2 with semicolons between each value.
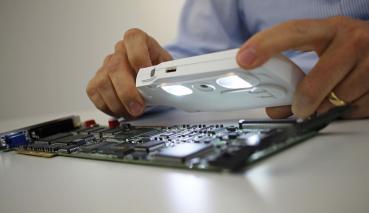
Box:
128;101;143;116
238;46;257;67
292;95;312;118
291;104;299;116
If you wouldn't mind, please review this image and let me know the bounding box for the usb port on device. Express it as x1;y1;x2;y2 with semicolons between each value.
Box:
166;67;177;73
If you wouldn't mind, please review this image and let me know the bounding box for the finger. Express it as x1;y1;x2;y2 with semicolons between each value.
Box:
317;56;369;114
123;28;172;72
123;28;153;71
86;81;114;116
119;35;172;65
237;18;337;69
94;54;114;76
108;53;145;117
103;54;113;66
146;35;173;64
291;33;360;118
95;73;128;117
342;91;369;119
265;105;292;119
92;93;114;116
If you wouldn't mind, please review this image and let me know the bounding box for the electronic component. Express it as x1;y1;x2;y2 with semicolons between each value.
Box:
58;145;80;154
84;119;96;128
134;140;165;152
78;126;104;134
79;143;108;153
108;119;120;129
1;106;351;172
36;132;73;144
4;131;28;148
95;142;134;158
155;143;212;163
0;138;6;150
51;134;94;145
28;116;80;139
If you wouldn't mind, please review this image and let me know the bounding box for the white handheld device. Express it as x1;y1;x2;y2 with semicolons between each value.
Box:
136;48;304;112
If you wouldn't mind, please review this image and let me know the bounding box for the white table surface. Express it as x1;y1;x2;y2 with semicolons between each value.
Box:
1;108;369;213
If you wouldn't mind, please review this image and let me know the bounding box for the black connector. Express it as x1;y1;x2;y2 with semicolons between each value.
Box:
166;67;177;73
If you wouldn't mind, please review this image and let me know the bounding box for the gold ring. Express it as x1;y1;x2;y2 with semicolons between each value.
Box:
328;92;347;107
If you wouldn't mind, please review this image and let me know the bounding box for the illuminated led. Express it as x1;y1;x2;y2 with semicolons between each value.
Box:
246;134;260;146
162;85;193;96
216;75;252;89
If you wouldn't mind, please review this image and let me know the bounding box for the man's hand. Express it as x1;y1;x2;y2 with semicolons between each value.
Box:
236;16;369;119
86;28;172;118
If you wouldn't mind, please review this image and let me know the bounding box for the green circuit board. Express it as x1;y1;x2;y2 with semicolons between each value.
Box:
0;106;349;172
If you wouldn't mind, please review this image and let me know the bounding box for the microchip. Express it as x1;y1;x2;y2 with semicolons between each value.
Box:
134;140;165;152
48;143;65;152
77;127;109;140
112;128;157;140
25;143;48;151
58;145;79;153
37;132;73;144
139;129;162;138
109;143;133;153
96;142;133;158
52;134;94;145
78;126;106;134
79;143;108;153
100;128;123;137
25;143;65;153
91;127;109;133
155;143;212;163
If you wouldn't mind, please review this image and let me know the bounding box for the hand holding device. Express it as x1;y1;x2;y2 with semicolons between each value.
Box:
238;17;369;118
86;28;172;118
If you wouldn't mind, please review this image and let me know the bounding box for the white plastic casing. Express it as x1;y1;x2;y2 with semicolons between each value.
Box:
136;48;304;112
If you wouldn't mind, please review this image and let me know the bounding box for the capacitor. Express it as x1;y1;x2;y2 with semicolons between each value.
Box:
108;119;120;129
84;119;96;128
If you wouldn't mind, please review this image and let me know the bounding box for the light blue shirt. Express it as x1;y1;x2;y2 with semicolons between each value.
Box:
166;0;369;73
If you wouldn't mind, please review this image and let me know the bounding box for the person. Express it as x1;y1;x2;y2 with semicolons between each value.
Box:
86;0;369;119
